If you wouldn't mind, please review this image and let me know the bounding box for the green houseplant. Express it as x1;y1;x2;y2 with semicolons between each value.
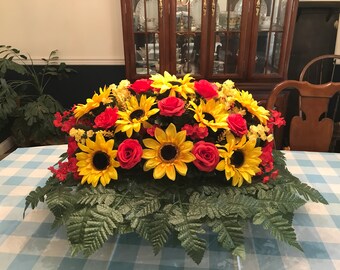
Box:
0;45;76;147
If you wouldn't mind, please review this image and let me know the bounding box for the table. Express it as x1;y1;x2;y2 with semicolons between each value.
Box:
0;145;339;269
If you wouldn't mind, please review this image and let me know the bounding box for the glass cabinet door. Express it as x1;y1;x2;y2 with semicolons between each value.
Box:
133;0;161;75
253;0;288;76
169;0;209;77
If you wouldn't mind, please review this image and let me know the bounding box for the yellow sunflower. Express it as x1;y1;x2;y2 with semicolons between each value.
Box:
234;90;269;124
115;95;159;137
150;72;195;99
76;132;120;187
74;85;113;119
190;99;229;132
142;123;195;180
216;134;262;187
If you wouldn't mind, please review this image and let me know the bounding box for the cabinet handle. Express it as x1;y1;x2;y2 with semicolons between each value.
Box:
203;0;207;16
159;0;163;19
256;0;260;16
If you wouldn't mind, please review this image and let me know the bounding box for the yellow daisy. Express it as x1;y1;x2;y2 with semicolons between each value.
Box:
234;90;269;124
142;123;195;180
189;99;229;132
115;95;159;138
76;132;120;187
74;85;113;119
216;134;262;187
150;72;195;99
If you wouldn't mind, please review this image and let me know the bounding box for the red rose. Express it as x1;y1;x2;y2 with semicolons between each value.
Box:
192;141;219;172
227;114;248;137
194;80;218;100
94;107;118;130
117;139;143;169
158;96;185;116
130;79;153;93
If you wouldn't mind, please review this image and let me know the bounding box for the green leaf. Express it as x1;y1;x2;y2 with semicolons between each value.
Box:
46;185;77;218
170;205;206;265
0;58;27;76
257;189;306;213
77;185;116;206
252;210;303;251
148;212;172;254
136;198;161;217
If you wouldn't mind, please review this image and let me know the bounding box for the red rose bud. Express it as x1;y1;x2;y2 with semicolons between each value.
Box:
117;139;143;169
129;79;153;93
194;79;218;100
94;107;118;130
192;141;219;172
227;114;248;137
158;96;185;116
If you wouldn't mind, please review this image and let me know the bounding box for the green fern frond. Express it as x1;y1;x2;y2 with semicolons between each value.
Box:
136;198;161;217
253;210;302;251
82;204;123;255
208;219;244;252
67;208;93;246
23;176;59;217
287;180;328;204
148;212;172;255
169;205;206;265
46;185;77;218
257;189;306;213
77;185;116;206
130;216;150;240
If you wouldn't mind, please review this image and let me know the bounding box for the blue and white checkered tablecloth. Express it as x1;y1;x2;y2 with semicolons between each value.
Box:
0;145;339;270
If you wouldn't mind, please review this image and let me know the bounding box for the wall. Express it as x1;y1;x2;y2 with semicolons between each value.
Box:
0;0;124;65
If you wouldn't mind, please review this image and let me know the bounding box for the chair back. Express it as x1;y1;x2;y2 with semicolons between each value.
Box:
267;80;340;152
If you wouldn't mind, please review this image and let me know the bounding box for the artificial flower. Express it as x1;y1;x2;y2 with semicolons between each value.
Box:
142;123;195;180
216;134;262;187
115;95;159;137
194;79;218;99
94;107;118;129
227;113;248;137
129;79;153;93
74;85;113;119
192;141;219;172
158;96;185;116
190;99;229;132
117;139;143;169
75;132;120;187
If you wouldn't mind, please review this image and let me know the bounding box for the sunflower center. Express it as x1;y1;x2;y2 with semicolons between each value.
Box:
130;109;145;120
204;112;215;122
160;144;178;162
92;151;110;170
231;150;244;168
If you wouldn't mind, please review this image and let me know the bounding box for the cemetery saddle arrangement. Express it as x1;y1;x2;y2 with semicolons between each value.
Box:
24;72;327;264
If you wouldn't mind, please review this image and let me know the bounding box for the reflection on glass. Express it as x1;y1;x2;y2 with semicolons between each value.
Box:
134;0;159;32
175;34;200;75
135;32;160;75
255;32;282;74
213;32;240;74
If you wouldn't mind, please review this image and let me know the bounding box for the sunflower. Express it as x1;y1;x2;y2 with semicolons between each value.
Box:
190;99;229;132
234;90;269;124
115;95;159;137
216;134;262;187
150;72;195;99
74;85;113;119
142;123;195;180
76;132;119;187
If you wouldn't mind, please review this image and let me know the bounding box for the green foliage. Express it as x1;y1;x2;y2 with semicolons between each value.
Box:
0;45;76;146
23;151;328;264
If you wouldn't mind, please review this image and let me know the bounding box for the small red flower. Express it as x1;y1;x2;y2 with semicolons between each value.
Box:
117;139;143;169
158;96;185;117
194;80;218;100
227;114;248;137
192;141;220;172
94;107;118;130
129;79;153;94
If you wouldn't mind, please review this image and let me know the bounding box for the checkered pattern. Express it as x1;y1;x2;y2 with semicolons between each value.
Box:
0;145;339;269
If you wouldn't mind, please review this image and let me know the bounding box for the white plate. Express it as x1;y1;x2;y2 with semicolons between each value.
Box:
135;0;159;28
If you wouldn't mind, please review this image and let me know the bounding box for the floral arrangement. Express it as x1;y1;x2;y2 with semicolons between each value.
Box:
24;72;327;264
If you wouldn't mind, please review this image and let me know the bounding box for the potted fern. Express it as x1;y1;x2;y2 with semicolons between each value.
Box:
0;45;76;147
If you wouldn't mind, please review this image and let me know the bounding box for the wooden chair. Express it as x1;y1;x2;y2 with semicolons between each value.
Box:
299;54;340;152
266;80;340;152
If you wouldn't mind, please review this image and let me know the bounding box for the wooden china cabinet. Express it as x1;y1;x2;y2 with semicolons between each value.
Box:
120;0;298;94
